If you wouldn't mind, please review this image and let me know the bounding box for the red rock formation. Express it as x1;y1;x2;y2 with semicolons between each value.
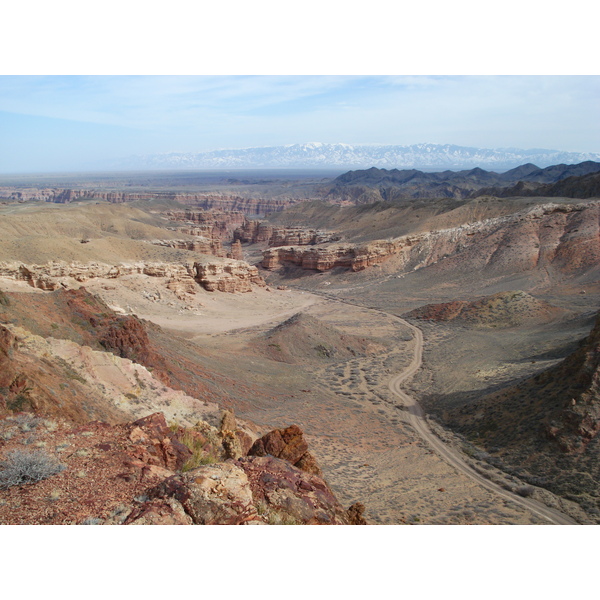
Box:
234;220;275;243
262;242;396;272
236;455;352;524
150;238;225;257
0;258;266;294
126;413;192;471
166;210;247;239
180;195;293;215
234;220;339;247
228;240;244;261
0;187;296;213
0;406;365;525
261;201;600;277
194;260;266;292
248;424;323;477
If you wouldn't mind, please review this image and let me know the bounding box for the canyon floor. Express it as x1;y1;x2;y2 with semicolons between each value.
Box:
43;274;589;524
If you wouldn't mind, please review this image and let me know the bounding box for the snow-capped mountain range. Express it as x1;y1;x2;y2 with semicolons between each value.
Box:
115;143;600;171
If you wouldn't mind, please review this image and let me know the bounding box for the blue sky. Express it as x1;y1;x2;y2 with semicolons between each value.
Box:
0;75;598;173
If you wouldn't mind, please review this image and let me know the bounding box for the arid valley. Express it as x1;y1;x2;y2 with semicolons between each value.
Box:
1;163;599;525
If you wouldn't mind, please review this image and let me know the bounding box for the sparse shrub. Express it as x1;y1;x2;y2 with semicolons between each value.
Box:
175;427;221;472
81;517;104;525
315;344;334;358
6;393;29;412
516;485;535;497
13;414;43;432
0;449;66;489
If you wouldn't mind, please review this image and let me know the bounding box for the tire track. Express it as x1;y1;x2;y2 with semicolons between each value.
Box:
306;289;577;525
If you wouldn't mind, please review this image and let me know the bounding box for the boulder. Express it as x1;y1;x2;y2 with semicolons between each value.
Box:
248;424;322;476
236;455;351;525
147;462;260;525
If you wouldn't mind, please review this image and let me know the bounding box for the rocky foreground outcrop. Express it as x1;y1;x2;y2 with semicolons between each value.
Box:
0;411;365;525
0;258;265;293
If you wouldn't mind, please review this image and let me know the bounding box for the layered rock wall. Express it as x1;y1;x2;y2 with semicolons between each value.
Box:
0;259;266;293
262;201;600;276
0;188;295;214
150;238;225;257
166;210;247;239
262;240;402;272
234;219;339;247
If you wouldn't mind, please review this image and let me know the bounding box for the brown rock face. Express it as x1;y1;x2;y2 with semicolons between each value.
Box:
0;188;295;213
248;424;322;477
261;241;398;272
124;498;193;525
346;502;367;525
228;239;244;261
234;220;338;247
147;462;260;525
150;238;225;257
194;260;266;292
166;210;248;239
261;201;600;278
127;413;192;471
236;455;350;524
0;258;266;294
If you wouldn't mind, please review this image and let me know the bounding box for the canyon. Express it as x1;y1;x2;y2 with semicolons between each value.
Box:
1;163;599;525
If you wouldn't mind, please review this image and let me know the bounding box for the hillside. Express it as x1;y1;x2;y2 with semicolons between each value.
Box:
445;312;600;516
254;312;388;365
473;171;600;200
0;288;364;525
2;160;599;525
404;291;567;328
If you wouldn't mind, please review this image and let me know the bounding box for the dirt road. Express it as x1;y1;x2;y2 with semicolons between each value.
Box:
389;315;577;525
312;291;577;524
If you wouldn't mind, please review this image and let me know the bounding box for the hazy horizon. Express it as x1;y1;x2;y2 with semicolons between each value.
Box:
1;75;599;174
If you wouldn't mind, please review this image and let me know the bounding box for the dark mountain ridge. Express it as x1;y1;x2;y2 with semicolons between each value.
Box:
328;161;600;202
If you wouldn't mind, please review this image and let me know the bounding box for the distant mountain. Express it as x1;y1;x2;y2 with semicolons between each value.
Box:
474;171;600;199
327;161;600;202
114;143;600;172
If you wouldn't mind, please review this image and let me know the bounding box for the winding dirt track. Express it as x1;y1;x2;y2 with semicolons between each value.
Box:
312;291;578;525
390;316;577;525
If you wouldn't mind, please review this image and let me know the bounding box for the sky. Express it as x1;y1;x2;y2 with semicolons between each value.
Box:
0;2;598;175
0;75;598;173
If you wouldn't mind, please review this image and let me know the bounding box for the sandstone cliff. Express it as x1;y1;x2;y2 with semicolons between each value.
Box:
166;210;247;239
0;257;266;294
150;238;225;257
262;240;400;272
234;219;339;247
0;188;296;214
261;201;600;278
